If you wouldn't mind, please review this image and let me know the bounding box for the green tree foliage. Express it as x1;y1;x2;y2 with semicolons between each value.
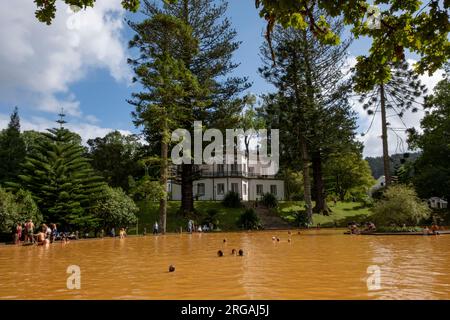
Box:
357;61;428;110
259;16;358;218
255;0;449;90
282;169;304;201
324;152;375;201
22;130;49;158
93;186;138;230
0;107;26;186
239;94;265;164
261;192;278;208
371;184;431;226
0;188;20;233
129;175;165;202
139;0;250;215
9;126;104;229
0;188;42;233
128;13;205;233
222;191;241;208
365;152;420;179
34;0;141;24
408;70;450;201
87;131;144;192
237;208;261;230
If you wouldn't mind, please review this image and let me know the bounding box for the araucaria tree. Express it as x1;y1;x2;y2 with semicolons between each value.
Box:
9;121;104;230
357;61;427;187
128;14;204;233
139;0;250;215
259;16;357;219
0;107;26;186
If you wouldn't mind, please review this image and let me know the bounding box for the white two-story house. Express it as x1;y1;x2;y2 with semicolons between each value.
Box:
168;154;285;201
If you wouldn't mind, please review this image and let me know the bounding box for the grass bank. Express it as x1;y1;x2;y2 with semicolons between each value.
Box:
128;200;373;234
128;201;243;234
277;201;372;227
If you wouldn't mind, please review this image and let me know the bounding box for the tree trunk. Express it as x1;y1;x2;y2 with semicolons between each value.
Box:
178;1;195;216
312;151;331;215
380;84;391;187
300;136;313;224
160;136;168;234
181;164;194;215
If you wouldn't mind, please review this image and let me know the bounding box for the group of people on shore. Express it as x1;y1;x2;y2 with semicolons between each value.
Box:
187;220;214;233
14;220;75;245
347;221;444;235
149;220;215;235
347;221;376;234
422;224;442;235
15;222;129;245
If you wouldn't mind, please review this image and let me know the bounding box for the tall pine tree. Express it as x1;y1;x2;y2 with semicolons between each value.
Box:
0;107;26;186
138;0;250;215
9;116;104;229
259;15;357;218
128;13;205;233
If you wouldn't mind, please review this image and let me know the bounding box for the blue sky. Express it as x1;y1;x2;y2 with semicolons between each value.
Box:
0;0;444;156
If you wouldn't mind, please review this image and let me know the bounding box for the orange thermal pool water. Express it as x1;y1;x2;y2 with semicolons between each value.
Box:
1;229;450;299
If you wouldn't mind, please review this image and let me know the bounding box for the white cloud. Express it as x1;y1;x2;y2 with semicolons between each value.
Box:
0;113;132;144
351;58;445;157
0;0;131;117
85;114;100;124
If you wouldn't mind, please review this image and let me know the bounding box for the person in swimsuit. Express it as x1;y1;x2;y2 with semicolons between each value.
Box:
25;219;35;243
15;223;22;244
37;226;49;246
50;223;57;243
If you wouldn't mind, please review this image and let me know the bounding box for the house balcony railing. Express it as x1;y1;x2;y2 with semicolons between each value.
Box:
199;170;279;179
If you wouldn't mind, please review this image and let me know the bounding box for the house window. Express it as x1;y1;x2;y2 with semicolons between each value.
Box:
231;164;238;172
231;183;239;193
243;184;247;195
197;183;205;196
256;184;263;196
217;183;225;195
270;185;277;195
217;164;224;173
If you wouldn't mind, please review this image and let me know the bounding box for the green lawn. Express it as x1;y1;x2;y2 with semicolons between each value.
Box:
128;200;373;234
128;201;244;234
277;201;373;227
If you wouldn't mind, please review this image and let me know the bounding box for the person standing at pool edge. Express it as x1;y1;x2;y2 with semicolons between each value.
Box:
153;221;159;234
25;219;34;243
15;223;22;244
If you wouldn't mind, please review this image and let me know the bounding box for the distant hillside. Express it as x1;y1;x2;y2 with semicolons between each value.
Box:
365;152;421;179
